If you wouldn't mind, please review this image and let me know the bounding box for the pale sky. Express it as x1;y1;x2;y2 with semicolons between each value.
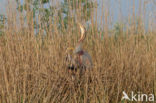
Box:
0;0;6;14
0;0;156;28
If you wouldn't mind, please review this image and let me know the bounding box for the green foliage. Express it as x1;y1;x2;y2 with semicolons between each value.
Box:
41;0;49;4
16;0;54;31
113;22;124;40
0;15;6;36
16;0;97;33
114;23;123;36
59;0;96;28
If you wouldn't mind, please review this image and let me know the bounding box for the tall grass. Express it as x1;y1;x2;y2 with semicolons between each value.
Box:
0;0;156;103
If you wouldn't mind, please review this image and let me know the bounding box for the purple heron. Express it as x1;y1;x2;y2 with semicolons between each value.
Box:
66;23;92;71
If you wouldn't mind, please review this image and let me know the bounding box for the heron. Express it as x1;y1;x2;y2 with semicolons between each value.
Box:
66;23;92;72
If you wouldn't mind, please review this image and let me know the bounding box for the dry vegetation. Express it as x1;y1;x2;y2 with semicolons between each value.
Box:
0;0;156;103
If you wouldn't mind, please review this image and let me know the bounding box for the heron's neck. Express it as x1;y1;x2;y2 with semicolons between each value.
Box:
78;38;84;44
76;42;83;49
74;43;83;54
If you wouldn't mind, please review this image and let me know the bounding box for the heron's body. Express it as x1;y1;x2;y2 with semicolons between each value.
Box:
74;44;92;69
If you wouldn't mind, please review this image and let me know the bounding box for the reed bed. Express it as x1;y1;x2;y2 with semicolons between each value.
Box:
0;0;156;103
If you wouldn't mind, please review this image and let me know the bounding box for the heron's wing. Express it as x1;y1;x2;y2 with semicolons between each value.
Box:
81;51;92;68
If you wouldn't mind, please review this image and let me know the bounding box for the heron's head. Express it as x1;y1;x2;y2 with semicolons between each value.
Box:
66;47;74;54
